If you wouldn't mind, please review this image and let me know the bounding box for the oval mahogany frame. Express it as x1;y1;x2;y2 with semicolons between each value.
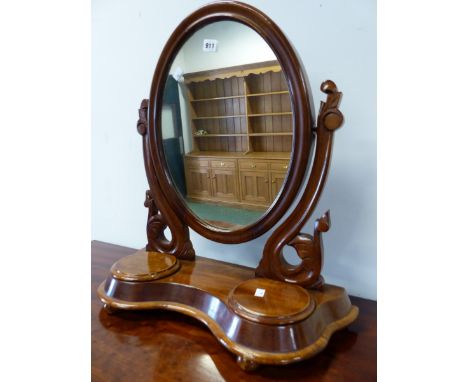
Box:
147;1;314;244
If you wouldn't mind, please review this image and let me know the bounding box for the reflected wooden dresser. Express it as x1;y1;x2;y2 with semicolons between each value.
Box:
185;152;290;209
183;61;292;209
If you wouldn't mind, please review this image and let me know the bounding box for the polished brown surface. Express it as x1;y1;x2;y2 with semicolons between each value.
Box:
227;278;315;325
143;187;195;260
256;81;344;288
98;248;358;365
110;250;179;281
92;241;376;381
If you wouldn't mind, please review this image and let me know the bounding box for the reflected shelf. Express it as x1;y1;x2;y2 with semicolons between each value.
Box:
191;94;245;102
192;114;246;120
186;150;291;159
190;90;290;103
193;133;291;138
249;132;292;136
193;134;248;137
246;90;289;97
192;112;292;120
248;112;292;117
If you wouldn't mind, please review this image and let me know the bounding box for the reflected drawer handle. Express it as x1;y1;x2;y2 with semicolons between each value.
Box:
283;165;288;169
272;180;276;183
220;162;225;166
250;163;256;168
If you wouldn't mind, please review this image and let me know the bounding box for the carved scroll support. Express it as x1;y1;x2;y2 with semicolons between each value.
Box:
137;99;195;260
255;80;344;288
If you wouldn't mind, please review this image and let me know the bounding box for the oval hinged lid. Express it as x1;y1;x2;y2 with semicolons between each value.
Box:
227;278;315;325
111;250;180;281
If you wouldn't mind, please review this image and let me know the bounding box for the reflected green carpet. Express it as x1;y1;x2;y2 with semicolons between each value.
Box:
187;201;264;226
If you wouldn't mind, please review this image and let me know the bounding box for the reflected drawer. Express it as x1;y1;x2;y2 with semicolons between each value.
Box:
239;161;268;170
270;161;289;171
210;160;236;168
186;158;209;168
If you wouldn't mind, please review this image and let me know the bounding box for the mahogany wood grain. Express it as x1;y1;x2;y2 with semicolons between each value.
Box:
256;81;344;288
227;278;315;325
92;241;376;381
110;250;179;281
138;106;195;261
98;244;358;368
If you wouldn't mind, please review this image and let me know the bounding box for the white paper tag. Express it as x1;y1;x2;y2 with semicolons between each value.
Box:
203;39;218;52
254;288;266;297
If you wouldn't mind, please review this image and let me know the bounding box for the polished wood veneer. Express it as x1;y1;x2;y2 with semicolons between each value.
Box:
92;241;376;381
111;250;179;281
227;278;315;325
98;246;358;369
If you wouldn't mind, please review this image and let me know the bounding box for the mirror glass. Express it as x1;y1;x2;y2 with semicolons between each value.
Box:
162;20;293;230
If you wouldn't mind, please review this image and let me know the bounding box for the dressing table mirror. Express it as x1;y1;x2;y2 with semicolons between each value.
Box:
98;1;358;370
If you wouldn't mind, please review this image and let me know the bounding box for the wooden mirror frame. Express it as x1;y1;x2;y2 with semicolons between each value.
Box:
146;1;313;244
137;1;346;288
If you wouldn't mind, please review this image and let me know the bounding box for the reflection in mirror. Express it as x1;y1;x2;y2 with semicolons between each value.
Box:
162;21;293;230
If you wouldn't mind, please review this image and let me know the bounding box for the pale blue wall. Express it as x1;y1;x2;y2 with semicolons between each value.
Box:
92;0;376;299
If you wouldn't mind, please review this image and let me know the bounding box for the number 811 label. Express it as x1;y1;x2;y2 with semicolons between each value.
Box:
203;39;218;52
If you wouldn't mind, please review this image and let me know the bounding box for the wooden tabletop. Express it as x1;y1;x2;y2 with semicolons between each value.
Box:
92;241;376;382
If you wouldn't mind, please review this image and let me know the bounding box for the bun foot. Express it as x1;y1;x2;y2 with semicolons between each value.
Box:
237;356;259;371
103;303;116;315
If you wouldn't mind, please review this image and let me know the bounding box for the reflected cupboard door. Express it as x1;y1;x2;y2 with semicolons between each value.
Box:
211;168;239;202
239;170;270;206
270;171;286;201
186;167;211;198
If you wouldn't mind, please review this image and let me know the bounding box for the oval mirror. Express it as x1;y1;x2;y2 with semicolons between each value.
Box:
150;3;314;243
162;20;293;230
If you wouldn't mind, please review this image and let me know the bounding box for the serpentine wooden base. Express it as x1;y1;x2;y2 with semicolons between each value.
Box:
98;251;358;370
